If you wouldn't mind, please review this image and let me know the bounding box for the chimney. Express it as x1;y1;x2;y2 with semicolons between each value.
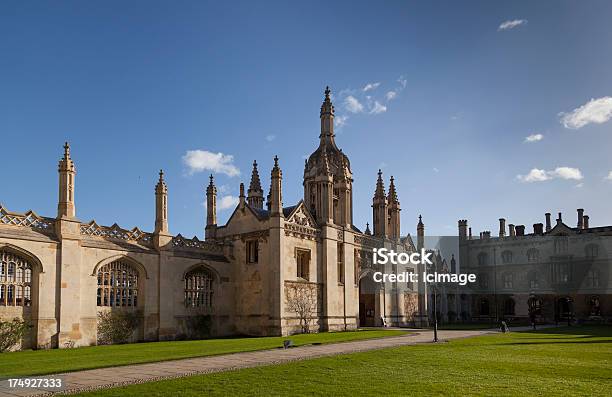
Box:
533;223;543;235
515;225;525;236
482;231;491;239
557;212;562;225
545;213;551;232
583;215;590;229
509;224;516;237
468;227;472;240
499;218;506;237
577;208;584;229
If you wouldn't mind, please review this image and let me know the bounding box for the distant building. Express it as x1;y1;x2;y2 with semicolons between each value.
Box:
458;211;612;324
0;87;428;350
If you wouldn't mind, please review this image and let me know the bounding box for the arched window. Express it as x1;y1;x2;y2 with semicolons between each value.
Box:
477;252;488;266
185;267;214;308
0;250;34;307
501;250;513;264
96;260;139;307
527;248;539;262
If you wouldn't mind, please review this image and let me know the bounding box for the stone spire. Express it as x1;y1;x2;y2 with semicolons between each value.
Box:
365;222;372;235
247;160;264;209
387;176;399;205
154;169;168;234
319;86;335;145
205;174;217;239
372;170;388;238
387;176;401;240
57;141;76;218
417;215;424;250
269;156;283;217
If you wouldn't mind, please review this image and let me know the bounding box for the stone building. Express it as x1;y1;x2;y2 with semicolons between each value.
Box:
458;211;612;324
0;88;428;349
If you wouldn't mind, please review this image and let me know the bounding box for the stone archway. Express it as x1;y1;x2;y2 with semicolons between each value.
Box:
358;273;379;327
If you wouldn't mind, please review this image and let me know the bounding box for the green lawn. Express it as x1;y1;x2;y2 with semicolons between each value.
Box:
76;326;612;397
0;329;407;377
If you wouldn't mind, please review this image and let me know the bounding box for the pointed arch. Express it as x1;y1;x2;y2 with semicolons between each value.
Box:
91;254;149;279
0;243;44;274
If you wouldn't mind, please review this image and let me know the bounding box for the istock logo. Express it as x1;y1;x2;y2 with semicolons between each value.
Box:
373;248;433;265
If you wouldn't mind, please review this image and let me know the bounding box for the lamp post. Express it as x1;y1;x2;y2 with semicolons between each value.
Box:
432;284;438;342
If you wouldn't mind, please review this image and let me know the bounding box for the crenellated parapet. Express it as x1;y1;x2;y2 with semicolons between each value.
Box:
171;234;224;253
80;220;153;247
0;205;56;235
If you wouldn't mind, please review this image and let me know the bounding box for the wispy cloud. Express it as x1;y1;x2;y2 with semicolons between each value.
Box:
397;76;407;88
182;150;240;177
335;115;349;128
498;19;527;31
344;95;364;113
370;101;387;114
385;91;397;101
517;167;583;183
524;133;543;143
265;134;276;142
362;82;380;92
605;171;612;181
560;97;612;129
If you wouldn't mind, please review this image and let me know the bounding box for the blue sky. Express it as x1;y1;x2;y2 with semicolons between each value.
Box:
2;1;612;238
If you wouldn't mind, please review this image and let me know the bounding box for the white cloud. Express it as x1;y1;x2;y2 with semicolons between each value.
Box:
433;167;439;173
517;168;550;182
517;167;583;183
182;150;240;177
370;101;387;114
344;96;364;113
560;97;612;129
363;82;380;92
218;195;239;210
524;133;543;143
498;19;527;31
265;134;276;142
605;171;612;180
335;115;349;128
385;91;397;101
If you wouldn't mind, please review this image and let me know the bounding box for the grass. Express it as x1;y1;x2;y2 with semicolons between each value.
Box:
0;329;407;377
76;326;612;397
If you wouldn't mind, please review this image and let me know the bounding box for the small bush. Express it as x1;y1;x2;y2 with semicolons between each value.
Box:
0;318;31;352
184;315;212;340
97;310;141;345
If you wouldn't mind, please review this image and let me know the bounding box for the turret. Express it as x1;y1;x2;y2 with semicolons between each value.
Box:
320;86;335;144
269;156;283;217
372;170;388;238
205;175;217;239
387;176;401;240
154;170;168;234
303;87;353;226
458;219;468;241
57;142;76;218
417;215;424;250
247;160;264;209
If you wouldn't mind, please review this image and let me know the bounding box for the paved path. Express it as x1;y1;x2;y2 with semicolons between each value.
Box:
0;327;537;396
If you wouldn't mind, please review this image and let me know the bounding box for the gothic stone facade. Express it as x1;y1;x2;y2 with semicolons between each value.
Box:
458;211;612;324
0;88;428;349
